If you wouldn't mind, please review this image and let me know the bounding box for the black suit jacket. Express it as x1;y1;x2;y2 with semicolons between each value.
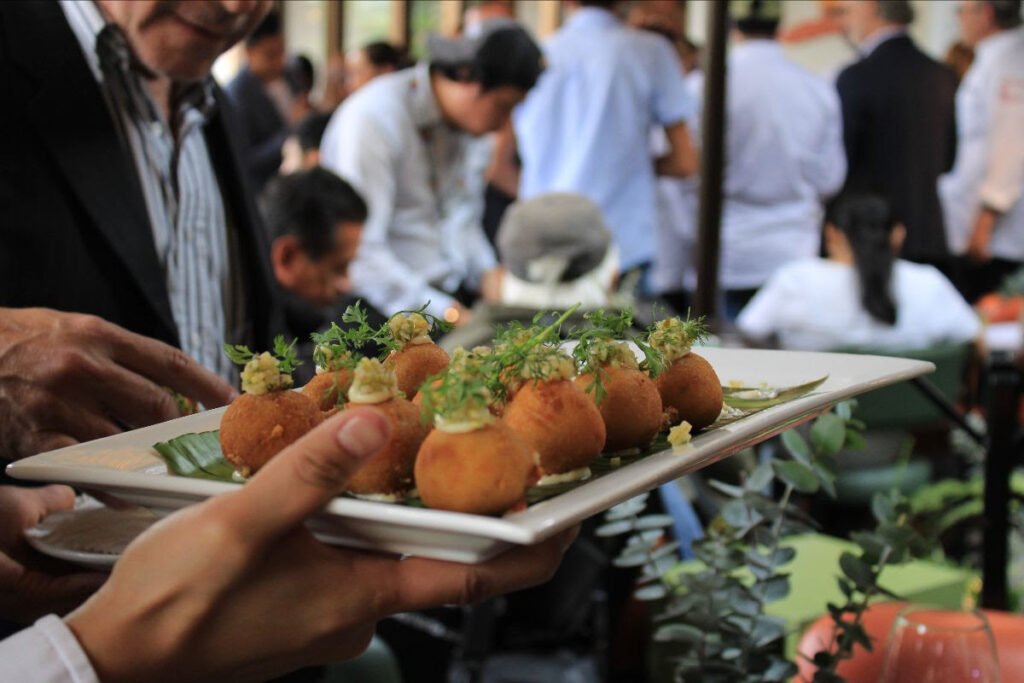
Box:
0;1;280;351
836;35;958;263
225;67;289;194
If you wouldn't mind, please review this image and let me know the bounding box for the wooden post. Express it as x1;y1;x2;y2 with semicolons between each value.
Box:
693;0;728;324
537;0;561;38
391;0;410;46
439;0;464;36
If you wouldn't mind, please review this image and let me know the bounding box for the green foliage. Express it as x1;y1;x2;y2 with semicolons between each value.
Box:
223;335;301;374
600;400;929;682
418;306;580;423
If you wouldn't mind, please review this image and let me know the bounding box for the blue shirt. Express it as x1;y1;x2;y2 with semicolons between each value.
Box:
513;8;694;270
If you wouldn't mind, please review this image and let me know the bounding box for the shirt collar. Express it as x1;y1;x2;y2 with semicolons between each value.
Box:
565;6;621;32
407;62;444;130
59;0;216;126
858;25;906;57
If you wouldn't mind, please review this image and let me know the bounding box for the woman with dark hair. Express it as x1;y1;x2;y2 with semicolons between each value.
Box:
737;195;979;351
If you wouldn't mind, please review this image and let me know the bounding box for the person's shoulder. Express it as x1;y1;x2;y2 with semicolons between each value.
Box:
894;260;953;289
836;57;871;92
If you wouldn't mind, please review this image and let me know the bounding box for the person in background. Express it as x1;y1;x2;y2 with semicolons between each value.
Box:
345;41;412;94
0;408;576;683
939;0;1024;302
836;0;958;272
320;22;543;325
262;167;372;381
944;40;975;85
264;167;366;314
280;111;333;174
1;0;285;464
511;0;698;294
710;0;846;320
627;2;704;316
226;11;290;194
284;53;317;122
441;193;619;351
321;51;350;111
738;194;980;351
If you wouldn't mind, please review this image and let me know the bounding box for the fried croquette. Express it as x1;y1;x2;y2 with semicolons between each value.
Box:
576;366;664;452
220;391;322;475
301;368;354;412
656;353;723;430
415;420;537;515
503;378;605;475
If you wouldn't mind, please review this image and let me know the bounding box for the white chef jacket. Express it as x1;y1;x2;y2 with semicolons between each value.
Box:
939;27;1024;261
512;7;695;271
737;258;980;351
0;615;99;683
717;40;846;291
320;63;497;318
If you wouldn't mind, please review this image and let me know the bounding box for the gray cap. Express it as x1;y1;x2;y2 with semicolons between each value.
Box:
497;193;612;283
427;20;543;91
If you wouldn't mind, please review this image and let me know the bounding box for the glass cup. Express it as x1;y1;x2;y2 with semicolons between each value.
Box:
880;606;1000;682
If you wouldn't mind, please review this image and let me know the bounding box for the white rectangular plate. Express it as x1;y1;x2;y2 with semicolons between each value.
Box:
7;348;932;564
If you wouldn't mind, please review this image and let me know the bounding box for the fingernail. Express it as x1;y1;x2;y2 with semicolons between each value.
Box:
336;412;389;459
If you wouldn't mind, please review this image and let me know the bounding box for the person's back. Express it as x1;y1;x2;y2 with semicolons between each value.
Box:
714;3;845;308
738;195;979;351
513;3;694;272
836;2;957;266
737;258;978;351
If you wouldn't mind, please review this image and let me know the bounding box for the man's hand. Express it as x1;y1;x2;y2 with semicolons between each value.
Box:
66;408;575;683
966;208;998;264
0;485;107;623
0;308;237;459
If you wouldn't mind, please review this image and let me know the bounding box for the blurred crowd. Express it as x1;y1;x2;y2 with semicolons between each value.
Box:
225;0;1023;365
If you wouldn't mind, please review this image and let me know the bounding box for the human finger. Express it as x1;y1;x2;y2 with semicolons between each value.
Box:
216;408;391;545
92;359;188;428
40;399;121;445
19;433;77;458
385;526;580;614
8;485;77;527
100;323;237;409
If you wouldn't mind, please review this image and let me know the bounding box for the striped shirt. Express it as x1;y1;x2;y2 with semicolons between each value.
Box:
60;0;237;380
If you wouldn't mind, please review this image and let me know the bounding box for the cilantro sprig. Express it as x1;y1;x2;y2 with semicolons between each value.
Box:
223;335;301;374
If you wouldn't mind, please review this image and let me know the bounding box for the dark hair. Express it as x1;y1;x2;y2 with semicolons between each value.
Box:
432;27;543;92
262;168;368;260
732;0;780;36
363;41;412;70
295;112;333;153
285;55;315;96
987;0;1023;29
246;11;281;47
876;0;914;25
829;195;898;326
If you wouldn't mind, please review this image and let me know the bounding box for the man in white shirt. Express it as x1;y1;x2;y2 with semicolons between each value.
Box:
321;23;542;325
714;0;846;318
939;0;1024;302
511;0;698;285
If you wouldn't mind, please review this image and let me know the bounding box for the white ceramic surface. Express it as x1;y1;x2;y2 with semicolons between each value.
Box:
8;348;933;564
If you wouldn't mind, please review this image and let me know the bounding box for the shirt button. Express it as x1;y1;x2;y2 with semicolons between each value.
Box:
190;333;201;349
